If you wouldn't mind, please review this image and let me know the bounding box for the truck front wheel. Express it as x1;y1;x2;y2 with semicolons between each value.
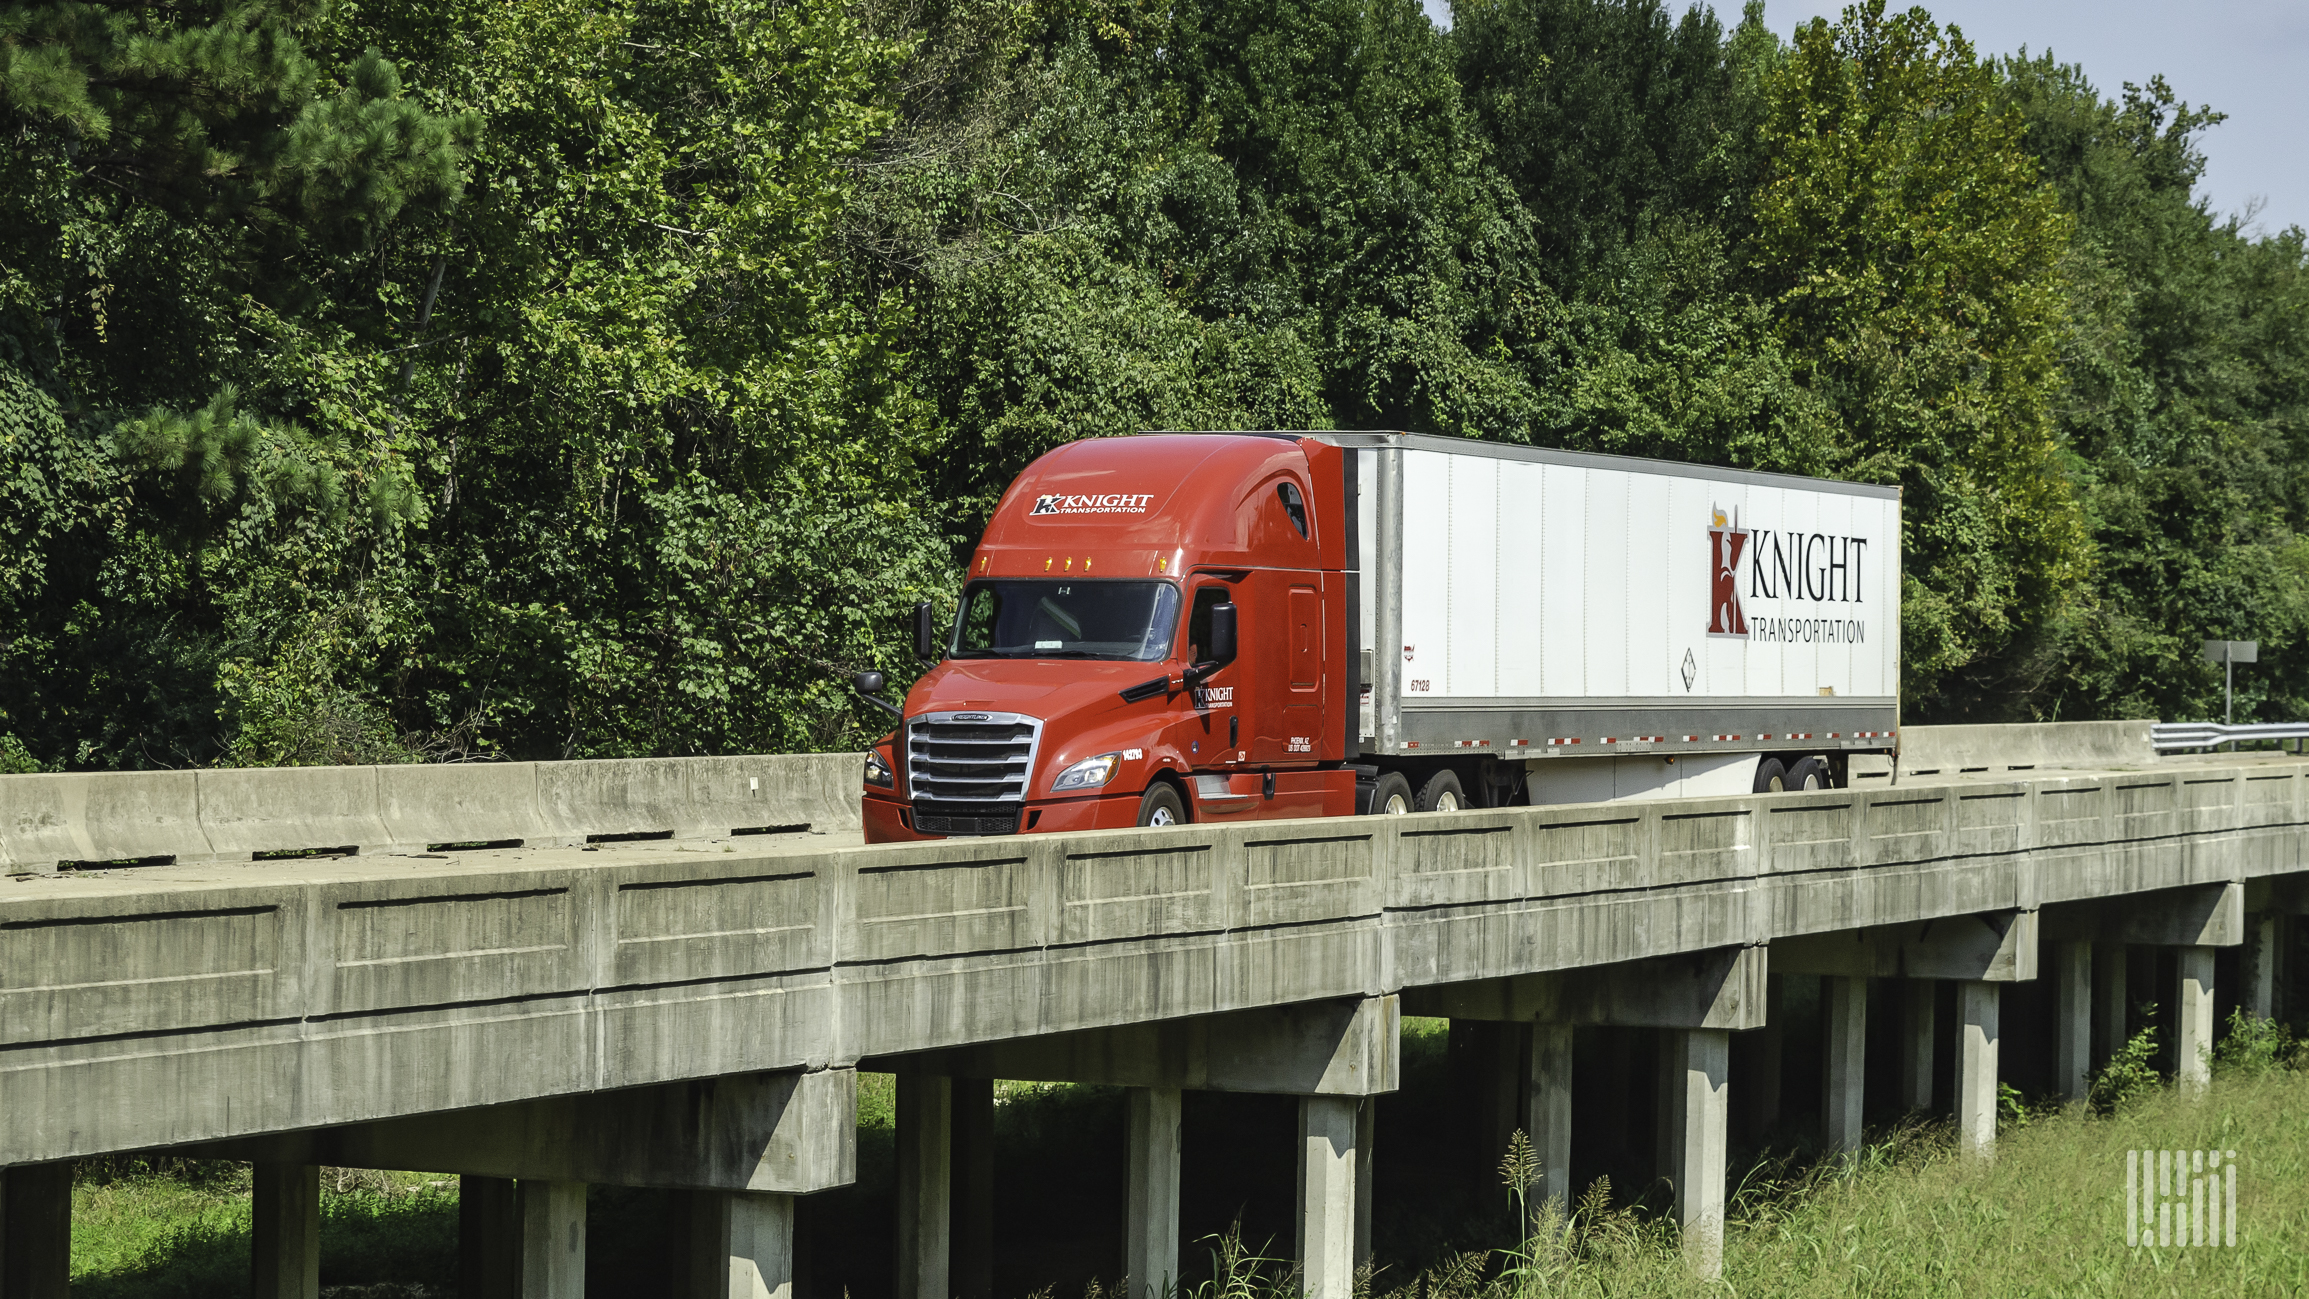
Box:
1137;783;1187;827
1368;772;1414;815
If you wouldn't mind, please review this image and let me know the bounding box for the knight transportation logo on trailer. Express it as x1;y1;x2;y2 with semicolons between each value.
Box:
1709;505;1875;644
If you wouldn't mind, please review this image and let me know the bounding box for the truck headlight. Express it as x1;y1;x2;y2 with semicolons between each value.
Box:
864;750;895;789
1052;752;1123;791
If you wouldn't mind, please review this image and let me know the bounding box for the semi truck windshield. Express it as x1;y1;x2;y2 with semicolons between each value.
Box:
952;580;1182;661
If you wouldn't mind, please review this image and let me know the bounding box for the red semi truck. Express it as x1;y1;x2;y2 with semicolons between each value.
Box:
855;431;1900;842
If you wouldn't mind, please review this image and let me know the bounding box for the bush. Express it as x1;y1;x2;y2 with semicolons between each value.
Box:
2090;1015;2163;1112
2213;1007;2301;1077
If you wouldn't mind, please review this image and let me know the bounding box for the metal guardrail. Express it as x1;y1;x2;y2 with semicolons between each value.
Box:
2150;722;2309;751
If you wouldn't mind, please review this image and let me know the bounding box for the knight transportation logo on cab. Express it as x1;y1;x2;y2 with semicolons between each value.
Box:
1030;493;1155;515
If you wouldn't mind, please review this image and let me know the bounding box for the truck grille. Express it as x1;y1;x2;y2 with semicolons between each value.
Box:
905;712;1042;832
912;808;1022;836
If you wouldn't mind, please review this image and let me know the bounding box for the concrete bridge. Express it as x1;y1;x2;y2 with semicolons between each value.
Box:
0;724;2301;1298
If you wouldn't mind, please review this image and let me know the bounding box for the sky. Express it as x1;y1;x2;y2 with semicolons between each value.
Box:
1418;0;2309;236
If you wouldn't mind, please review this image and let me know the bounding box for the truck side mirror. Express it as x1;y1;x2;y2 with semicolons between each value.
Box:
1209;603;1238;666
851;669;901;721
913;602;936;662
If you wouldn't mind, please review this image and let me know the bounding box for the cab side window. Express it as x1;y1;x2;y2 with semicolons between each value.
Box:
1248;476;1315;550
1276;482;1309;538
1186;586;1231;663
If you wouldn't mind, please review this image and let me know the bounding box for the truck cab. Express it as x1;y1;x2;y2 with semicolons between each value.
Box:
861;433;1358;842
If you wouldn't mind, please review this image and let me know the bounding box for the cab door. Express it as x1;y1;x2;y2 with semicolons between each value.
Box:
1232;568;1322;767
1280;580;1326;760
1173;581;1244;767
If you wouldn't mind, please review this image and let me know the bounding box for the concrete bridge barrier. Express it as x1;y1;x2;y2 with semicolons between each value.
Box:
0;769;207;871
1898;719;2156;775
0;752;863;873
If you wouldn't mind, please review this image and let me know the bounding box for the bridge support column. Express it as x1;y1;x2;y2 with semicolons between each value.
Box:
460;1176;521;1299
1821;976;1866;1155
1746;977;1784;1140
1652;1034;1680;1187
1523;1023;1574;1222
2243;915;2278;1020
1777;915;2037;1125
1666;1029;1729;1279
1;1161;71;1299
689;1192;795;1299
2054;941;2092;1102
895;1073;951;1299
1899;980;1934;1113
1354;1097;1376;1266
952;1078;994;1299
1956;982;1999;1162
518;1180;586;1299
2049;883;2241;1086
1449;1021;1522;1176
1294;1095;1360;1299
1124;1087;1182;1299
2178;946;2216;1096
252;1163;321;1299
2094;943;2129;1067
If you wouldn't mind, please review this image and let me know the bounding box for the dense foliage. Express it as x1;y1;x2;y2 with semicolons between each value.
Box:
3;0;2305;768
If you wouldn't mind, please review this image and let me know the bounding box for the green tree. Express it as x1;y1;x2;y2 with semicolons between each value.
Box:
0;0;473;766
862;0;1555;534
1453;0;1775;289
2004;59;2309;724
1754;1;2084;714
335;0;951;757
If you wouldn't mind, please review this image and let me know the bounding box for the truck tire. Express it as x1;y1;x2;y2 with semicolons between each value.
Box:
1753;758;1788;793
1137;783;1187;827
1787;757;1828;790
1418;770;1465;812
1368;772;1414;815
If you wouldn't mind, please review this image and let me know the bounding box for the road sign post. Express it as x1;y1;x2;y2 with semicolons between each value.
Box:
2203;641;2260;749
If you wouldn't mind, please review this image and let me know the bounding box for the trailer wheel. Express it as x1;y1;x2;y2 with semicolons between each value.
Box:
1787;757;1829;790
1418;770;1466;812
1368;772;1414;815
1753;758;1788;793
1138;783;1187;827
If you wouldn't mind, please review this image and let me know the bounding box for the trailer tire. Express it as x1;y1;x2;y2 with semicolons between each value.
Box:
1137;782;1187;827
1753;758;1789;793
1787;757;1828;790
1368;772;1414;816
1418;770;1466;813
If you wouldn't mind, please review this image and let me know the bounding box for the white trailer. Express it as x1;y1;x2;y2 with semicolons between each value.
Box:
1326;433;1901;801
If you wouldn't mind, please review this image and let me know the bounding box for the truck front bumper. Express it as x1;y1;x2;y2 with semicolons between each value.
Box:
861;790;1143;843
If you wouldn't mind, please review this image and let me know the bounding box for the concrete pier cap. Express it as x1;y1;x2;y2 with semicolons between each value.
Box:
185;1068;858;1194
2040;882;2245;949
883;995;1401;1096
1772;911;2041;983
1399;946;1769;1030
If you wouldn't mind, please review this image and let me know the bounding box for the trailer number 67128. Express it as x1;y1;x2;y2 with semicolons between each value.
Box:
1408;680;1431;693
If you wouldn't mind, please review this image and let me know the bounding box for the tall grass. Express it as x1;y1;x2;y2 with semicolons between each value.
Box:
71;1162;457;1298
1182;1027;2309;1299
